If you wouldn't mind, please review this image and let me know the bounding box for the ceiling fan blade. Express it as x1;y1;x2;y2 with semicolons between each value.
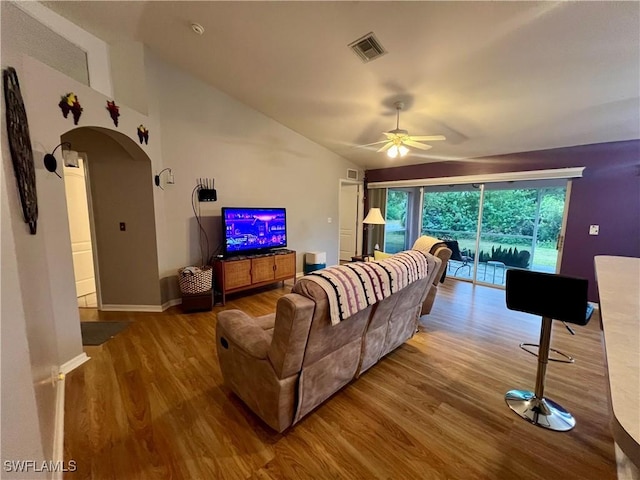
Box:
358;139;391;148
377;142;394;153
403;139;433;151
408;135;446;142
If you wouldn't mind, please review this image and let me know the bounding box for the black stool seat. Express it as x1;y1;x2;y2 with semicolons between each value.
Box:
505;269;591;431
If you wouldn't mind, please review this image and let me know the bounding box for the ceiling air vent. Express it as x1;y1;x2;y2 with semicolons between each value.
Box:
348;32;387;63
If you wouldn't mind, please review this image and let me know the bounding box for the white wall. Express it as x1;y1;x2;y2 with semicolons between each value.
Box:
1;56;160;472
19;55;162;353
1;2;161;469
1;146;48;479
145;50;360;289
109;40;148;115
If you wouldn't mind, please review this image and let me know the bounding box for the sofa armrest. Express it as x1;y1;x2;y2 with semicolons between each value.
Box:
430;245;452;284
217;309;272;359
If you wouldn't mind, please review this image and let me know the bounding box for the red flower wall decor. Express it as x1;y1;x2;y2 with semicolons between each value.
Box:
58;93;83;125
106;100;120;127
137;125;149;144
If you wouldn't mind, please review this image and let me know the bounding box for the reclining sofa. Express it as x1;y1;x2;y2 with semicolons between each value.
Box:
216;250;443;432
412;236;453;315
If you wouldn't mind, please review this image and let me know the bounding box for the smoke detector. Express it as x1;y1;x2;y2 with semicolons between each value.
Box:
191;22;205;35
348;32;386;63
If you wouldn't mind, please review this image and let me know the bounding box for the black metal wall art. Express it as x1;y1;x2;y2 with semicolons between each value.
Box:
3;67;38;234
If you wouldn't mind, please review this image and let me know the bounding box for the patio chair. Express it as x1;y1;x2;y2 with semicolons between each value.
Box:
443;240;472;276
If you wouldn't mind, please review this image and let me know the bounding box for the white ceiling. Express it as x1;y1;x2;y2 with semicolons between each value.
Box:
42;1;640;170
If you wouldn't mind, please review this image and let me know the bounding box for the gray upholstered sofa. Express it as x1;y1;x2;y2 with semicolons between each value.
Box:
216;250;442;432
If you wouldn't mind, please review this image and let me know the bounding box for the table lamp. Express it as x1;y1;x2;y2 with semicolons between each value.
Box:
363;207;385;257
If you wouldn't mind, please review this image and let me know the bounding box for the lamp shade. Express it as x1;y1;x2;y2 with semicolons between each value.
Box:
363;207;385;225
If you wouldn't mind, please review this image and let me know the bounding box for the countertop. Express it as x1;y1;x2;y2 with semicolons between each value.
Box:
594;255;640;469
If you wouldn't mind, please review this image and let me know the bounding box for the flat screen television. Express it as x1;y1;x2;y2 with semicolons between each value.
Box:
221;207;287;256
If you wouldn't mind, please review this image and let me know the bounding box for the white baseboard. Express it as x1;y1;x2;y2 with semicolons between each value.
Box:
53;353;91;479
52;375;66;480
162;298;182;311
100;304;164;312
60;352;90;375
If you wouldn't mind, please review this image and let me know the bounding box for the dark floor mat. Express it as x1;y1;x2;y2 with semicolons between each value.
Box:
80;321;131;346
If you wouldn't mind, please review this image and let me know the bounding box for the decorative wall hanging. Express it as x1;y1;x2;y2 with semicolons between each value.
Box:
106;100;120;127
137;125;149;144
3;67;38;234
58;92;83;125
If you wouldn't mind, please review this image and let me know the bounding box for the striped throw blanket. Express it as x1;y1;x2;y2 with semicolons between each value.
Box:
304;250;431;325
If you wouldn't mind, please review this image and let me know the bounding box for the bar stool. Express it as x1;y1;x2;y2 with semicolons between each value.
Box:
504;269;592;431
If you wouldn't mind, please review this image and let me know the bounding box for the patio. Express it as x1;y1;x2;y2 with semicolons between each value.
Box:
447;259;556;287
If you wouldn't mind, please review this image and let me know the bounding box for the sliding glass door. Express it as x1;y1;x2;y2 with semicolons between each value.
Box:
412;180;567;286
534;186;567;273
384;179;568;288
477;181;567;286
422;185;481;280
478;185;538;285
384;188;421;253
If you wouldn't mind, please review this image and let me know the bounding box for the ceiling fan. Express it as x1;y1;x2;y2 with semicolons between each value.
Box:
366;101;446;158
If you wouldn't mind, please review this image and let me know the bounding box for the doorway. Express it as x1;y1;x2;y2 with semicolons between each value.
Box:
61;126;161;310
421;179;569;287
63;155;97;308
339;181;363;262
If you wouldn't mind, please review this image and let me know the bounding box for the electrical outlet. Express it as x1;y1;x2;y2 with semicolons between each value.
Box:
327;217;332;223
589;225;599;235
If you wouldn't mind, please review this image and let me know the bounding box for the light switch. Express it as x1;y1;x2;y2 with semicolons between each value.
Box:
589;225;599;235
327;217;332;223
120;222;126;231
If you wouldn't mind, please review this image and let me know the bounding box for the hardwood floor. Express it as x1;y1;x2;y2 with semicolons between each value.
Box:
66;280;616;479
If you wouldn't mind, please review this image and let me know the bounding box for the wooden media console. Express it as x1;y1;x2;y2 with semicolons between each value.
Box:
213;249;296;305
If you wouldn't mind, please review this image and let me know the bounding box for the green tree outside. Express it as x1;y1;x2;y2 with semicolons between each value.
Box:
418;187;566;268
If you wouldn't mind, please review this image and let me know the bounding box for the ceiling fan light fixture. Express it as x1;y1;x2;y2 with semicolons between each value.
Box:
387;144;408;159
364;100;446;157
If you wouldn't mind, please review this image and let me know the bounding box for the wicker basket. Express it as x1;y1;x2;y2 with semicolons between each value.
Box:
178;266;213;294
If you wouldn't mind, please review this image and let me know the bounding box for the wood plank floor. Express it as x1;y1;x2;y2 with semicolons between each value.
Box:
66;280;616;479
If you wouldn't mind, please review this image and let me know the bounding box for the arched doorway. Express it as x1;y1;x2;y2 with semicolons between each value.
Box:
61;127;161;310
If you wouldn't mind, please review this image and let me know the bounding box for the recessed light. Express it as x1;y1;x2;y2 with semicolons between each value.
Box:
191;23;205;35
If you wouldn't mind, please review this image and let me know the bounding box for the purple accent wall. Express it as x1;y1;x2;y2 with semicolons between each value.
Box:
366;140;640;301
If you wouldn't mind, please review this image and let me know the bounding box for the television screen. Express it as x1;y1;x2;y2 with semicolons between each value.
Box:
221;207;287;256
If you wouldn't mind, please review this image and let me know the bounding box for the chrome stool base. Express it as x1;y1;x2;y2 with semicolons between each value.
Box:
505;389;575;432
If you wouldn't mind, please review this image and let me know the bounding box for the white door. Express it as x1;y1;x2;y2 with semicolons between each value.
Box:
63;158;97;307
339;184;359;262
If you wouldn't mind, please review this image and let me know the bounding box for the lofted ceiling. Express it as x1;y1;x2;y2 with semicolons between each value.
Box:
42;1;640;170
